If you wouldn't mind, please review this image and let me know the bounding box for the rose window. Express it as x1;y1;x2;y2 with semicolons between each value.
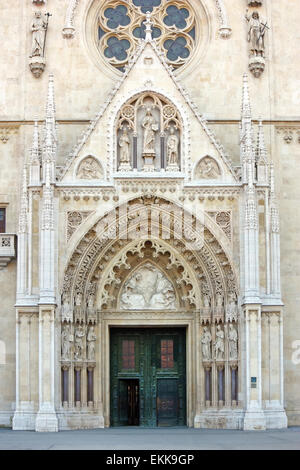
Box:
98;0;196;72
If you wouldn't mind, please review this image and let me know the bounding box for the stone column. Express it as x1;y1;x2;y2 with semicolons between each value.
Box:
243;307;266;430
35;307;58;432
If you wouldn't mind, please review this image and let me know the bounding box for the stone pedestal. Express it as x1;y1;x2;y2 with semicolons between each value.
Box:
142;153;156;172
166;163;179;172
29;56;46;78
243;409;266;430
248;56;265;78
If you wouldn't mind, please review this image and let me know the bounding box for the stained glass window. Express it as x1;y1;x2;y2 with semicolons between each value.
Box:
161;339;174;369
98;0;196;72
122;340;135;369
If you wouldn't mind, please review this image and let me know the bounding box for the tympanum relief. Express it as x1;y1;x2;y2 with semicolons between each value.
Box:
116;93;181;173
77;157;103;180
195;156;221;179
120;263;176;310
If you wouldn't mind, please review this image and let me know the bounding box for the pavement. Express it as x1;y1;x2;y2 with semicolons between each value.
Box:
0;426;300;450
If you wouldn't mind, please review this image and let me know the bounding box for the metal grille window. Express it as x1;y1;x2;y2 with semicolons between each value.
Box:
161;339;174;369
0;209;6;233
122;340;135;369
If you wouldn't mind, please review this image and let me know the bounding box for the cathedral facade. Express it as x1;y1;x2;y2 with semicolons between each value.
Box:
0;0;299;432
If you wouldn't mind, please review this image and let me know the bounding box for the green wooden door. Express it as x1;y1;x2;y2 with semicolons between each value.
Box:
110;328;186;427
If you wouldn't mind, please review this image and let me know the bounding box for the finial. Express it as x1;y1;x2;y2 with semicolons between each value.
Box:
144;11;153;41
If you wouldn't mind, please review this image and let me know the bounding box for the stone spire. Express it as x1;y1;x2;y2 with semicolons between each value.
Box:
29;121;41;185
18;161;28;235
240;74;255;184
42;73;57;182
256;119;267;164
256;119;268;183
269;162;279;234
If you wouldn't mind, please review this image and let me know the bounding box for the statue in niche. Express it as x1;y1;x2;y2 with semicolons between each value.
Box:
228;324;238;360
118;127;131;170
201;326;212;361
245;10;267;57
87;326;97;361
142;108;158;154
77;157;102;180
61;292;72;322
74;324;85;360
166;127;179;169
120;263;176;310
197;157;221;179
61;324;71;360
226;293;238;321
203;294;210;308
30;12;48;58
214;324;225;360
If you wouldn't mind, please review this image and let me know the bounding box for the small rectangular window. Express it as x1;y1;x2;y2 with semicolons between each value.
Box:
122;340;135;369
161;339;174;369
0;208;6;233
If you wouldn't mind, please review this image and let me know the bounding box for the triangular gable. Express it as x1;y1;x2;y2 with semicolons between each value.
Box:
58;38;237;183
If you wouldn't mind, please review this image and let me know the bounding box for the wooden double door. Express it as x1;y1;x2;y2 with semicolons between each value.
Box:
110;328;186;427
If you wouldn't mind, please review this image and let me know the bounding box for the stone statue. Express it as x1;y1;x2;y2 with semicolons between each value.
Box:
61;324;71;360
119;128;130;163
61;293;72;322
30;12;48;58
142;108;158;154
226;293;238;321
87;326;97;361
167;127;179;167
229;324;238;360
201;326;212;361
215;325;225;360
245;10;266;57
74;325;85;360
203;294;210;308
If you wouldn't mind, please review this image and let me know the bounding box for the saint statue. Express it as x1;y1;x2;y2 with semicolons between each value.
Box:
167;127;179;166
30;12;47;58
87;326;97;361
142;108;158;154
228;324;238;360
61;324;71;360
201;326;212;361
74;325;85;360
215;325;225;360
245;10;266;57
119;128;131;164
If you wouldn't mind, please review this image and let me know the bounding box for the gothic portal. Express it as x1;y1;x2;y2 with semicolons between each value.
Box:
2;0;299;433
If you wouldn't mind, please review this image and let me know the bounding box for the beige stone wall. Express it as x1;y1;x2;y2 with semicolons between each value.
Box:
0;0;299;426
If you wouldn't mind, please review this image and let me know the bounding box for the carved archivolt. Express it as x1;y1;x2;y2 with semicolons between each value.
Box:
60;197;239;323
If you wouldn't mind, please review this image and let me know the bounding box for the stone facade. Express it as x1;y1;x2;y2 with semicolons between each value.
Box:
0;0;299;431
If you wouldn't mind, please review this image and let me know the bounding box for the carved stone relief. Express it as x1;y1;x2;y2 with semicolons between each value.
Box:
214;324;225;360
120;263;176;310
195;157;221;179
67;211;93;241
207;211;231;241
77;157;103;180
228;324;238;360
